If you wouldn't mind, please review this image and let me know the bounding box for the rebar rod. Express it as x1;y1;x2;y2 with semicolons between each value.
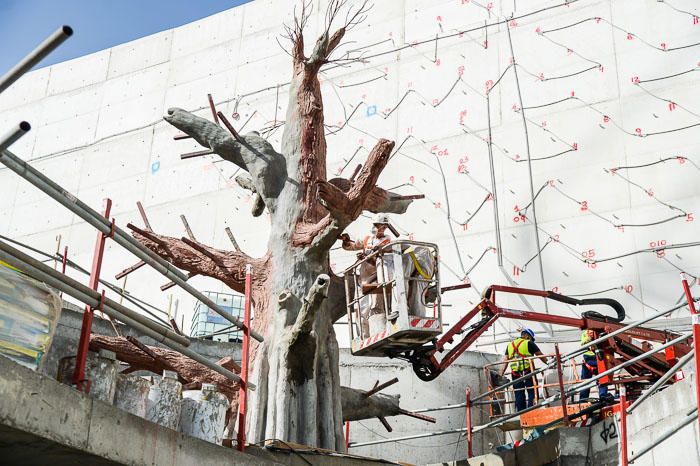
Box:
506;24;550;322
627;350;695;413
0;148;263;341
0;26;73;94
0;244;249;387
0;122;30;152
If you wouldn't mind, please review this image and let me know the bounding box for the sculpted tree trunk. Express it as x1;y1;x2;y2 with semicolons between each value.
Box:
129;1;414;450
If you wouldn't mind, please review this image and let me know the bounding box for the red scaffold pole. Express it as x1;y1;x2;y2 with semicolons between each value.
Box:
345;421;350;452
72;199;112;392
466;387;473;458
681;273;700;438
555;344;569;426
237;264;252;452
619;385;628;466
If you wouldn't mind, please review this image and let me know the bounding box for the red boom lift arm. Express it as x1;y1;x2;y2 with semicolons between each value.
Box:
404;285;691;383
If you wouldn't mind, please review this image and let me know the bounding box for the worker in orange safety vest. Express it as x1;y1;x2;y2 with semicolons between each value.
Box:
579;329;609;401
341;215;396;335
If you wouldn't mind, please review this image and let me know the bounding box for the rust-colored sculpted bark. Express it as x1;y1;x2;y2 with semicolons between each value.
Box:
126;1;415;450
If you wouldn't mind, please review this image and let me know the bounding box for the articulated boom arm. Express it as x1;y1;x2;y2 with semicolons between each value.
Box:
409;285;689;382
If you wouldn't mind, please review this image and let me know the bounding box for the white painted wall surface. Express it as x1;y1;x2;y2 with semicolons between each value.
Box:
0;0;698;355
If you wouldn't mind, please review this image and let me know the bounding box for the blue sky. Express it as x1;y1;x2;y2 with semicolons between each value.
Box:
0;0;251;72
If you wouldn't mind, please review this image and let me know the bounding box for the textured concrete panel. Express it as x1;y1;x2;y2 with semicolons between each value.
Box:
107;30;173;79
46;50;110;95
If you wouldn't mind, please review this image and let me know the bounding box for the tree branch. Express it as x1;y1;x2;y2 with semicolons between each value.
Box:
318;138;394;219
327;178;413;215
291;139;403;250
235;174;266;217
289;274;330;346
164;107;286;210
90;335;240;403
127;223;269;294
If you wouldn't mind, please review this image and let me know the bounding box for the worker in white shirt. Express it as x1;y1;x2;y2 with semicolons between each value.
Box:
341;215;395;335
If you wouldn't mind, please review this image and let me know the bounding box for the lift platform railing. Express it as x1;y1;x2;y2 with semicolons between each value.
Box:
349;330;692;448
480;353;591;420
344;240;440;342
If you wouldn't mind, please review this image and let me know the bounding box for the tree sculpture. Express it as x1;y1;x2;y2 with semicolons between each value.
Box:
127;1;416;450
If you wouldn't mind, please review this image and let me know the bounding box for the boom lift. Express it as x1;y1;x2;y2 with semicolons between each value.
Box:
344;240;692;395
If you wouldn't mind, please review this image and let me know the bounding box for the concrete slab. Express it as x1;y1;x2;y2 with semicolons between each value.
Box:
0;354;270;465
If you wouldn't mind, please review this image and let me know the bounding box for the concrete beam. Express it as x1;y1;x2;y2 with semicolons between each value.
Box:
0;356;269;465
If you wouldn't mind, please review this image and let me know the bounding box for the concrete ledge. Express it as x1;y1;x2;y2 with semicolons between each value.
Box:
0;355;271;465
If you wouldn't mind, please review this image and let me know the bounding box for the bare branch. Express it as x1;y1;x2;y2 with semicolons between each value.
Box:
289;274;330;346
164;107;286;211
127;223;268;294
235;174;266;217
91;335;240;404
317;138;394;221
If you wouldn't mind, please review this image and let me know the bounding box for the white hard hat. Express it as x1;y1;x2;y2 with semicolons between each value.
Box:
372;214;390;225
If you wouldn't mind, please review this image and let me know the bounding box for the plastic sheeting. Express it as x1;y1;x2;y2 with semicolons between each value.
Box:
0;263;61;370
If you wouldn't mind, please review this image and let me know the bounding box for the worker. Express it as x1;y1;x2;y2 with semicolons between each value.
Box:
499;329;549;413
341;215;396;335
341;214;393;256
579;329;609;401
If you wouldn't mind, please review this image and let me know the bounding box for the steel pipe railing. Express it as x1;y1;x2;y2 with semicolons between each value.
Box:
413;300;696;415
0;147;263;342
350;330;693;448
0;122;30;152
0;240;189;347
627;350;695;413
0;242;251;387
0;26;73;95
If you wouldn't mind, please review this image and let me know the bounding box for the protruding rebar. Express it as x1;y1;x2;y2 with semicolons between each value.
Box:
0;26;73;94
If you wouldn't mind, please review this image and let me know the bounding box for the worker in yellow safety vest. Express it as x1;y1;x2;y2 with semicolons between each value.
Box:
499;329;549;412
579;329;609;401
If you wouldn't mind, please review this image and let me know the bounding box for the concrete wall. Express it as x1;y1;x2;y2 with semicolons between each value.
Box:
340;348;501;464
0;0;698;350
41;302;241;379
623;371;700;466
0;354;269;465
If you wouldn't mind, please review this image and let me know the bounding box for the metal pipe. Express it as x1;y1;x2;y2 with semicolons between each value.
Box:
620;385;629;466
505;25;550;321
0;26;73;94
466;387;473;458
555;344;569;425
237;264;252;452
415;304;693;414
627;350;694;413
73;198;111;392
629;410;699;463
0;149;263;342
0;240;190;347
0;122;31;152
353;332;693;447
680;272;700;437
0;244;250;387
569;332;692;397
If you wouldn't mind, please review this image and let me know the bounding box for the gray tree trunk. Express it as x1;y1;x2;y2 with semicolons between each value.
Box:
129;1;414;450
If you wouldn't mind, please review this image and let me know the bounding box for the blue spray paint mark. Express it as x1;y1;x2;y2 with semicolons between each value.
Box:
366;105;377;117
151;160;160;174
